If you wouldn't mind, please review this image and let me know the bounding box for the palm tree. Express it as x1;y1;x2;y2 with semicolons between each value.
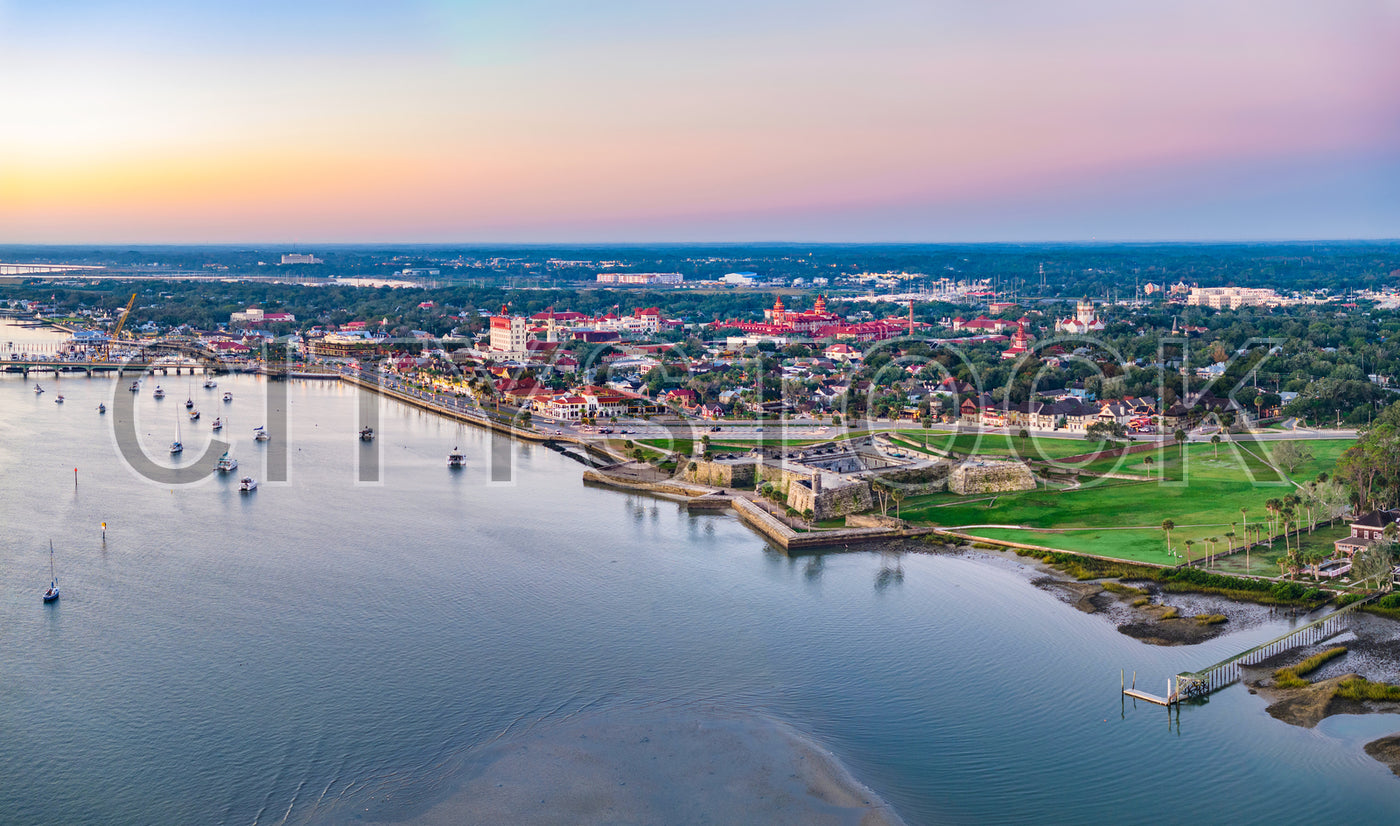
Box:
1161;519;1175;556
1265;498;1283;545
1184;539;1195;565
1209;537;1221;568
1211;434;1221;457
1281;508;1295;555
1284;493;1303;537
1225;530;1235;553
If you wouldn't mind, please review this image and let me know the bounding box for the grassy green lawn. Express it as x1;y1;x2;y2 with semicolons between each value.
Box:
894;430;1091;460
1210;522;1348;578
906;439;1353;565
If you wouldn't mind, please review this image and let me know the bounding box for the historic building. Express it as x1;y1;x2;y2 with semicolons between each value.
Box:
1054;299;1105;334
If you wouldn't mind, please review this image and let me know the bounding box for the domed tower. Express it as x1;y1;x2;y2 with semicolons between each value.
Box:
813;294;828;315
1076;298;1095;327
771;295;786;325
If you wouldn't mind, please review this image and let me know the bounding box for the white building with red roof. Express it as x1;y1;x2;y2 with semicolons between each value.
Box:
1055;299;1105;334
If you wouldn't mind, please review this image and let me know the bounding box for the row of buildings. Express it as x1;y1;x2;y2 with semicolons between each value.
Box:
721;296;925;342
956;392;1244;433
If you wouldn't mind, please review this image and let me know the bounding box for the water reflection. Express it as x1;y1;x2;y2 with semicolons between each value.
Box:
875;551;905;592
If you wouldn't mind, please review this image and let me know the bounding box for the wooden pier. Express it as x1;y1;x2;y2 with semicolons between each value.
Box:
1124;593;1383;706
1122;670;1180;707
1174;594;1380;698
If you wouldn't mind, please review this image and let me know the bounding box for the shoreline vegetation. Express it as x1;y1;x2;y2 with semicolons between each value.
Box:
1245;641;1400;778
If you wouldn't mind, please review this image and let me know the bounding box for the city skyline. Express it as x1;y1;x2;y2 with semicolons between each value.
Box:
2;1;1397;243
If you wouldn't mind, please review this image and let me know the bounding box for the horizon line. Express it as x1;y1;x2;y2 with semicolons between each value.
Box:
2;237;1399;250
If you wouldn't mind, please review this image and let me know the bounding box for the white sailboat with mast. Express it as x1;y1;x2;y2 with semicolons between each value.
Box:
43;540;59;603
170;408;184;454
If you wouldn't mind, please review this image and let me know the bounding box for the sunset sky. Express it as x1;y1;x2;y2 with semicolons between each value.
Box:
1;1;1397;243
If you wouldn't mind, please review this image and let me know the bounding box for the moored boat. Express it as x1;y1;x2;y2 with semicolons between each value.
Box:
448;447;466;468
189;409;200;420
203;378;217;389
54;394;64;404
153;386;165;398
216;451;238;472
223;392;233;402
253;426;270;441
359;426;374;441
98;403;106;414
42;540;59;603
33;383;43;394
211;417;222;431
129;381;141;392
239;476;258;492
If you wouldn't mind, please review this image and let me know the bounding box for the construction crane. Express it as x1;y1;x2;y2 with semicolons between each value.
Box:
105;293;137;360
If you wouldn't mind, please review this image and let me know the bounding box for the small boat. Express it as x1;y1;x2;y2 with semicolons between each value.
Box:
184;397;194;409
129;381;141;392
239;476;258;492
153;386;165;399
253;426;270;442
42;540;59;603
359;426;374;441
223;392;233;403
203;378;217;389
189;410;200;421
216;451;238;472
33;383;44;394
54;395;65;404
211;417;222;431
170;406;184;453
448;447;466;468
98;403;107;414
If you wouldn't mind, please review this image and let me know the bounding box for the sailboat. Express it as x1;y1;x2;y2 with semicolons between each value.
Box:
203;377;217;389
211;417;222;431
189;409;200;421
216;450;238;472
33;383;44;394
42;540;59;603
170;410;184;454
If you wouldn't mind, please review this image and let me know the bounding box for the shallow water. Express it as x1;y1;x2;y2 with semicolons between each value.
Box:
1;369;1399;825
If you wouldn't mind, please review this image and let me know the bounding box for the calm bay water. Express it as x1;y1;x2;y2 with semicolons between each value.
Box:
2;363;1400;824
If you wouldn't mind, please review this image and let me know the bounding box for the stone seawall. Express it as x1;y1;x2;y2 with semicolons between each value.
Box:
582;469;715;500
730;499;900;553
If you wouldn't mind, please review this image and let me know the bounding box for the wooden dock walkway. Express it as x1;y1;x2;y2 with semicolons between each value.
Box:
1123;689;1175;706
1174;593;1382;698
1121;671;1180;707
1124;593;1384;706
